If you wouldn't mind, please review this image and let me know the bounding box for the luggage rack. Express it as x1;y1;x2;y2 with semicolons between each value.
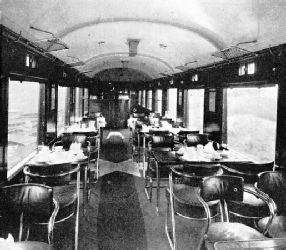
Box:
212;40;258;60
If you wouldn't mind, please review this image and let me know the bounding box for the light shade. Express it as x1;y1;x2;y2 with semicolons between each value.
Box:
128;39;140;57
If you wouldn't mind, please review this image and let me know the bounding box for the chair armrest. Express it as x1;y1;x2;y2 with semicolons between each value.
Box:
24;165;80;178
48;198;59;245
244;187;277;235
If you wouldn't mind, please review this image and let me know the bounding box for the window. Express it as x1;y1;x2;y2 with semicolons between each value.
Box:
142;90;146;107
69;87;75;124
75;87;83;123
8;80;40;172
25;54;38;69
186;89;204;132
155;89;162;114
227;86;278;162
147;90;152;110
83;88;89;115
239;61;256;75
167;88;177;119
138;90;142;105
177;88;183;117
57;86;68;135
192;73;198;81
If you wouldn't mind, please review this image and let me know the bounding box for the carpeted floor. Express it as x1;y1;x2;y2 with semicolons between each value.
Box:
97;171;147;249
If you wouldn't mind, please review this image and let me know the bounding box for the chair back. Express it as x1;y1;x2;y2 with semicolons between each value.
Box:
170;167;204;187
133;113;145;118
214;238;286;250
257;171;286;214
0;184;57;243
177;130;200;143
0;184;54;218
86;135;100;161
185;133;209;147
149;134;174;150
61;133;74;150
222;161;275;184
148;128;170;135
200;175;244;203
183;162;223;177
24;163;78;186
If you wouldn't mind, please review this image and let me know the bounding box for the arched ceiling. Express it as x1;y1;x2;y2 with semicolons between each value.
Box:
2;0;286;83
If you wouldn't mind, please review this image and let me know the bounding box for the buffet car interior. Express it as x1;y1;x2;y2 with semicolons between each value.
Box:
1;0;286;249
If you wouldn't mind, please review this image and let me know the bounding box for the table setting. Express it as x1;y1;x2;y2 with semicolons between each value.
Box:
29;144;88;166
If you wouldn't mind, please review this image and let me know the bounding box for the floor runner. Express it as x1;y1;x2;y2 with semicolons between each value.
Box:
97;171;148;249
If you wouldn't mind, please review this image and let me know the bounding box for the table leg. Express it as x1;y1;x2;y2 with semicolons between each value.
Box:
143;135;146;175
83;165;88;216
156;161;160;213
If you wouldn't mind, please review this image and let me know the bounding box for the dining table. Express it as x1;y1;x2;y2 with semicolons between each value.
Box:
25;148;90;216
137;126;189;174
151;148;254;212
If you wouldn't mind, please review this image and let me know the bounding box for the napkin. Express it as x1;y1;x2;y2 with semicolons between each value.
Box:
204;142;215;153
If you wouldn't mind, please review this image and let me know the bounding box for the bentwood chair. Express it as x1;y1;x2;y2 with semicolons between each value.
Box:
0;184;59;247
183;162;223;177
185;133;209;147
85;135;100;187
131;124;144;165
23;163;80;250
256;171;286;237
176;130;200;144
144;134;176;210
221;162;275;225
166;167;221;250
166;170;276;250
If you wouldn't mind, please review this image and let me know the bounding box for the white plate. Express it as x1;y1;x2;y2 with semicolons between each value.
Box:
211;156;222;161
76;156;87;161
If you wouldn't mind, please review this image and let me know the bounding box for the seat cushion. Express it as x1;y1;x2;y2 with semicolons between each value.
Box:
53;184;78;221
13;241;51;250
228;183;269;218
258;216;286;238
166;184;219;219
207;222;266;243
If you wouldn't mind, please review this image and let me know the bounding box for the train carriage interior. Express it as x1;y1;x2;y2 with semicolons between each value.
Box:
1;0;286;249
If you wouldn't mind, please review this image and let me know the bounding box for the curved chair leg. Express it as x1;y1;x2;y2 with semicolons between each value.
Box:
75;169;80;250
165;196;175;250
144;154;153;201
83;165;88;216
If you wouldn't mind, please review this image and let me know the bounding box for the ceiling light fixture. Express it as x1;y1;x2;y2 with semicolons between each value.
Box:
128;39;140;57
98;41;105;46
66;55;85;67
175;60;198;71
160;73;171;77
30;26;69;52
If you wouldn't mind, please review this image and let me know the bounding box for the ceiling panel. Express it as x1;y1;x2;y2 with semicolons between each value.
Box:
2;0;286;82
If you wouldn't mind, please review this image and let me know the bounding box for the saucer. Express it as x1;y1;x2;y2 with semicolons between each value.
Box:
76;156;87;161
211;156;222;161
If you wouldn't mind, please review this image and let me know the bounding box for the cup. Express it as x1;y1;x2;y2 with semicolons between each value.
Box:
54;146;63;152
212;151;220;160
197;144;204;159
186;147;196;158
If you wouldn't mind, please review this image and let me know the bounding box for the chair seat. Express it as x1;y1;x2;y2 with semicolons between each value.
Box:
13;241;52;250
166;184;219;219
258;216;286;237
184;166;223;177
53;184;77;221
228;184;268;218
207;222;266;243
